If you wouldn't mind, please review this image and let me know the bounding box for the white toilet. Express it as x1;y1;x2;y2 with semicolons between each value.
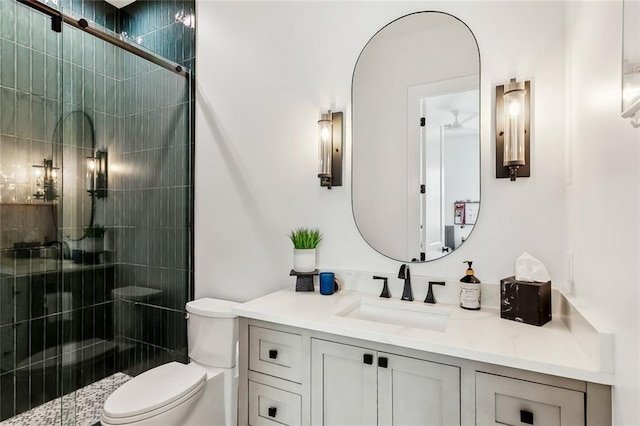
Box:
101;298;240;426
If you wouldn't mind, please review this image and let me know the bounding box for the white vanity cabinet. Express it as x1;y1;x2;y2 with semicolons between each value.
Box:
237;318;611;426
310;339;460;425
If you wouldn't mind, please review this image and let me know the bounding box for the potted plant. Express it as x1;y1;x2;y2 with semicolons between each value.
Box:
289;227;322;273
83;224;106;253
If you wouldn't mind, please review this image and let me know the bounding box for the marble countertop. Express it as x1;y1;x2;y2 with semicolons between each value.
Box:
233;287;614;385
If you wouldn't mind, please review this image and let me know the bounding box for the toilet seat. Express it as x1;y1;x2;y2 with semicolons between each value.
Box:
102;362;206;424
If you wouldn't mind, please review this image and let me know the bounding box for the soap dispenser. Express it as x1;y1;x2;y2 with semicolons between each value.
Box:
459;261;481;310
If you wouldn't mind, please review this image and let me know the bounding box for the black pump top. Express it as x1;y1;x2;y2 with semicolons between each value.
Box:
460;260;481;283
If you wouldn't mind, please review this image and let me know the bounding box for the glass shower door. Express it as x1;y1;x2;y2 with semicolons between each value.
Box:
1;1;193;423
56;15;121;426
57;9;193;425
0;0;64;422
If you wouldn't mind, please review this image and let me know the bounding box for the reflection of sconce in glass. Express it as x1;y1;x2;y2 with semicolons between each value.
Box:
496;79;530;181
87;150;108;198
622;63;640;128
32;158;59;201
175;12;195;28
317;111;343;189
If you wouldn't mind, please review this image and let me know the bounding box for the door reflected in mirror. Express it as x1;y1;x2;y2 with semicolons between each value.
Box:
352;12;480;262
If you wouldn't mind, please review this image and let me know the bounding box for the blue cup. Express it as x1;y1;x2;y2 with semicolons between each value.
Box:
71;249;83;264
319;272;335;295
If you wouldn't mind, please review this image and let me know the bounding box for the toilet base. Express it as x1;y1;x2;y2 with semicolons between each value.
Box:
182;371;227;425
185;363;237;426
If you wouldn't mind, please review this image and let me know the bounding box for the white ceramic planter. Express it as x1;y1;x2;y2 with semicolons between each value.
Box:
83;237;104;253
293;248;316;273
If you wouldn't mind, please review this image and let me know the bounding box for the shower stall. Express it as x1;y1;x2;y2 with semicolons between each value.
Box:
0;0;194;423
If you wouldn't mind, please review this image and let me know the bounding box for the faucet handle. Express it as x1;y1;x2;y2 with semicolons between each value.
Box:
373;276;391;298
424;281;446;304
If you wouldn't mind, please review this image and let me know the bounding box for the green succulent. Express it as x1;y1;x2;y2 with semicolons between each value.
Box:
85;225;106;238
289;227;322;249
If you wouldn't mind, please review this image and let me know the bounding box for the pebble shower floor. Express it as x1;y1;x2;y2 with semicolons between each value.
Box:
0;372;130;426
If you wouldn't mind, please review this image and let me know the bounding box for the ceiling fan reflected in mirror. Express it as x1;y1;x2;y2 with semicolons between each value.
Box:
443;109;478;132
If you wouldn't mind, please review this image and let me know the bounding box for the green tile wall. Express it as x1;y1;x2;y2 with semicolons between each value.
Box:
0;0;194;420
119;0;195;69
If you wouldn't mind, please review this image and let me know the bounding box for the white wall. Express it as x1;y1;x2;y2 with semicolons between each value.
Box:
195;1;567;303
565;2;640;424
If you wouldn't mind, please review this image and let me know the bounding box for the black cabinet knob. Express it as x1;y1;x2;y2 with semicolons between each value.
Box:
268;349;278;359
363;353;373;365
520;410;534;425
268;406;277;418
378;356;388;368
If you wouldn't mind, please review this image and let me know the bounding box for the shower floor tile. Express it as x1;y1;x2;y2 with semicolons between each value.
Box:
0;372;131;426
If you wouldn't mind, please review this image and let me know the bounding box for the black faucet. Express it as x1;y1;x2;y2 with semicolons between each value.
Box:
398;264;414;301
424;281;445;304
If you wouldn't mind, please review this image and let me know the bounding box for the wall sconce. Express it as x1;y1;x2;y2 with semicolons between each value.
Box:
496;79;531;181
622;63;640;128
32;158;59;201
86;150;108;198
317;110;343;189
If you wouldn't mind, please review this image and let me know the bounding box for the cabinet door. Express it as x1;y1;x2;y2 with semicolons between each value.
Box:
311;339;377;426
378;352;461;426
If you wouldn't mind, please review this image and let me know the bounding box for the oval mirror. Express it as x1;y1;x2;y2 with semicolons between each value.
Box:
352;12;480;262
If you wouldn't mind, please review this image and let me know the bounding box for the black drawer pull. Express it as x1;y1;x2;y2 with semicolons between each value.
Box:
520;410;534;425
268;406;277;418
378;356;388;368
268;349;278;359
363;353;373;365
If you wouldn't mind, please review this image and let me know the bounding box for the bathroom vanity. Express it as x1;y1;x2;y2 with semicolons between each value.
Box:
234;284;613;426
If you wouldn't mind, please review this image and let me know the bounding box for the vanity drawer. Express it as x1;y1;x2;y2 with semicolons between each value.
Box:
476;372;585;426
249;326;302;383
249;381;301;426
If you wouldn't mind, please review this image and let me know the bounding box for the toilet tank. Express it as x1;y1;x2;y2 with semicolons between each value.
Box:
186;298;240;368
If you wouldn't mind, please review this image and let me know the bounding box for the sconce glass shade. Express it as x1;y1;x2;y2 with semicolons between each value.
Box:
623;73;640;109
32;158;59;201
87;157;97;192
503;79;527;178
622;63;640;126
318;112;333;179
86;150;108;198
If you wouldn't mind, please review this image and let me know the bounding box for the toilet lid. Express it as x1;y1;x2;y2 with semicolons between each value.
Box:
186;298;240;318
103;362;206;419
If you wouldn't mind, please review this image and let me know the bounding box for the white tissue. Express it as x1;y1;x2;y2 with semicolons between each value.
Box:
515;252;551;282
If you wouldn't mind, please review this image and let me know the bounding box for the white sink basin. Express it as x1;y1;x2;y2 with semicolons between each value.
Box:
336;298;451;332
